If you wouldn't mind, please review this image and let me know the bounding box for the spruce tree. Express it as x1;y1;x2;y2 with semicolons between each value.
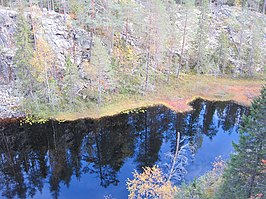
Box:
14;7;34;86
86;36;113;106
217;86;266;198
14;6;39;114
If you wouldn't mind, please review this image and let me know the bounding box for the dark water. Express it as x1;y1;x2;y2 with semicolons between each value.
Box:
0;99;248;199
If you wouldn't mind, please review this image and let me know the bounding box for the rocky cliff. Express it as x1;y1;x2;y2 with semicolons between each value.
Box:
0;7;92;119
0;4;265;120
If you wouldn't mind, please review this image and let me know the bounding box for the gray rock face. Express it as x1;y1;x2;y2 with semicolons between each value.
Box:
0;48;14;84
0;7;92;81
0;7;92;119
0;8;16;85
0;84;24;119
0;9;16;48
38;10;92;69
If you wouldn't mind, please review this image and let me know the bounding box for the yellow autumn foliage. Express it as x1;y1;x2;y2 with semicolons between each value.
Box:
127;165;178;199
113;36;138;69
235;0;242;7
30;38;56;82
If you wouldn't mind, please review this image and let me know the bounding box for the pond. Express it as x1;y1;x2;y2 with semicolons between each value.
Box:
0;99;248;199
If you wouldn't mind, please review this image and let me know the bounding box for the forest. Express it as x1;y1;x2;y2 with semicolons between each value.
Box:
0;0;265;198
0;0;265;118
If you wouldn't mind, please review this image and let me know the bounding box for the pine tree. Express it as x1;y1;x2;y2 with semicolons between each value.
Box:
14;7;33;83
135;0;170;91
62;56;82;111
193;0;210;74
217;86;266;198
85;36;113;106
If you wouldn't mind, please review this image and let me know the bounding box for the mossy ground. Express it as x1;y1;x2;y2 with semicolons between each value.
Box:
56;75;264;121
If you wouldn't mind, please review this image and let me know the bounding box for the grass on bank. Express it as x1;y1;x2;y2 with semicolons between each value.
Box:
55;74;264;121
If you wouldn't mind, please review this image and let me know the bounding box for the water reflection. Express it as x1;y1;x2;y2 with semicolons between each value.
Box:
0;99;248;199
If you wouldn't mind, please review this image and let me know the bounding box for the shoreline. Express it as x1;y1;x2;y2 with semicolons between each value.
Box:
55;96;252;122
55;76;264;121
1;75;264;123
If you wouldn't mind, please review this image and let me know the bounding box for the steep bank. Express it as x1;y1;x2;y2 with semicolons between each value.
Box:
0;4;265;121
0;7;92;85
0;6;91;120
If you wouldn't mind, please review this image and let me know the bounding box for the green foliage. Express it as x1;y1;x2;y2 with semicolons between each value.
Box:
81;36;114;105
192;0;211;74
175;157;225;199
21;116;48;125
14;9;33;71
121;107;146;114
61;56;84;111
217;86;266;199
10;0;266;119
112;34;142;94
14;13;84;118
217;30;232;74
14;7;34;88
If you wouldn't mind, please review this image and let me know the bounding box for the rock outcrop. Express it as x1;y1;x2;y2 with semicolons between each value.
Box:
0;84;23;120
0;7;92;119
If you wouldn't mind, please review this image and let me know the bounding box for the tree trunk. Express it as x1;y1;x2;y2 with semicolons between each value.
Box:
97;63;102;106
176;11;188;79
29;0;37;48
51;0;55;11
109;27;114;55
145;50;150;91
91;0;95;18
167;52;171;83
125;18;129;43
40;0;43;11
238;30;243;75
186;61;189;73
63;0;67;23
47;0;50;11
145;14;152;92
168;132;180;182
263;0;266;14
248;33;254;76
196;3;206;73
8;64;12;83
196;43;202;74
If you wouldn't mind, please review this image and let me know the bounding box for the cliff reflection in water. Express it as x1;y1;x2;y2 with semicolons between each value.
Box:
0;99;248;199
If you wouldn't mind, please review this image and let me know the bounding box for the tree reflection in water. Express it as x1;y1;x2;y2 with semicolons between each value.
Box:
0;99;248;199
